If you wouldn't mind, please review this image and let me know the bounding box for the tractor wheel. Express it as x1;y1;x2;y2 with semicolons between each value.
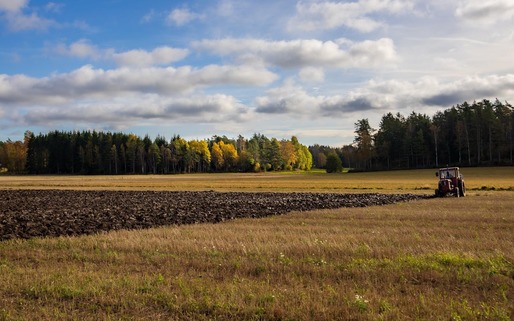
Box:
455;187;460;197
435;189;439;197
459;181;466;197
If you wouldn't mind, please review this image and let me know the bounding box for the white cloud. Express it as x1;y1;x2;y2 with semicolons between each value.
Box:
55;40;189;67
255;80;323;115
420;74;514;106
0;64;278;105
0;0;57;31
217;0;235;17
141;9;156;23
254;74;514;117
0;0;27;12
22;94;248;127
193;38;398;69
166;8;203;26
3;10;55;31
299;67;325;83
55;39;105;60
456;0;514;25
45;2;63;13
288;0;415;32
113;47;189;67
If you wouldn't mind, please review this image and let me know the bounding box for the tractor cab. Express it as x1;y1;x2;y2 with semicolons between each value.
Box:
435;167;466;197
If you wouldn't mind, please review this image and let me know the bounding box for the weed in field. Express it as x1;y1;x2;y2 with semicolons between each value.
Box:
353;294;369;312
278;252;292;265
378;299;393;314
450;299;511;321
305;256;327;266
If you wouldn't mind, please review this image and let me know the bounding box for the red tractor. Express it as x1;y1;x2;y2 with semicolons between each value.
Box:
435;167;466;197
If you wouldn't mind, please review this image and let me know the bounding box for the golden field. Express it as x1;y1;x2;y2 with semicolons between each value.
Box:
0;168;513;320
1;167;513;192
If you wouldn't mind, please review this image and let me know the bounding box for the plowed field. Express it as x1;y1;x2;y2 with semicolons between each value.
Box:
0;190;429;240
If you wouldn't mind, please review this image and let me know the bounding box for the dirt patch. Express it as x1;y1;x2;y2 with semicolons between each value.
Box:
0;190;430;240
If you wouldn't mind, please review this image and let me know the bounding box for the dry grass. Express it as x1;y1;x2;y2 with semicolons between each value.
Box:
1;168;513;320
1;167;513;192
1;193;513;320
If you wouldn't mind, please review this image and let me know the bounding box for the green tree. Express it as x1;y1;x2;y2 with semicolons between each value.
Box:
268;138;283;170
147;143;161;174
354;119;375;170
325;154;342;173
126;134;139;173
374;113;406;169
170;136;188;173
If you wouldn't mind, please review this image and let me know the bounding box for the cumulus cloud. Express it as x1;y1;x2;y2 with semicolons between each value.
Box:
3;10;55;31
193;38;397;69
141;9;156;23
55;40;189;67
112;47;189;67
166;7;203;26
55;39;106;60
0;0;26;12
254;79;387;117
0;0;56;31
255;74;514;117
45;2;64;13
217;0;235;17
421;74;514;106
299;67;325;83
255;80;323;114
22;94;247;127
288;0;415;32
255;87;382;118
456;0;514;25
0;64;278;105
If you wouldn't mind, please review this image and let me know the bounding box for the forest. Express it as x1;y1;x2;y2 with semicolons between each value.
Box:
0;99;512;174
311;99;513;171
0;131;312;175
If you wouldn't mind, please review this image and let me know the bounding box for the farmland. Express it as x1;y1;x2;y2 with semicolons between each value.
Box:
1;167;513;192
0;168;513;320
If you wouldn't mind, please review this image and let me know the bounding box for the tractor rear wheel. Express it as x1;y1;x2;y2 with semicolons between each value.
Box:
458;181;466;197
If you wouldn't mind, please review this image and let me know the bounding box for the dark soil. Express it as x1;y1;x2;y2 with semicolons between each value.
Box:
0;190;430;241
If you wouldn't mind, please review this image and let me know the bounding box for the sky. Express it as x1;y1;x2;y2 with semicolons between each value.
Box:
1;0;514;146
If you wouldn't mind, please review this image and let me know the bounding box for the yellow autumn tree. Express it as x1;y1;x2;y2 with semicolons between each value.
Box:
219;141;238;171
280;140;297;171
211;142;224;171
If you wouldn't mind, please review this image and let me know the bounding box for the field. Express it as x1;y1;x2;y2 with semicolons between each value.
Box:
0;167;513;320
1;167;513;192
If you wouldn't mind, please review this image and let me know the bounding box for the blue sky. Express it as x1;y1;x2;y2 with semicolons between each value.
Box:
1;0;514;146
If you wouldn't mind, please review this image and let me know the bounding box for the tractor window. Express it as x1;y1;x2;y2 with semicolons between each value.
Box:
440;169;456;179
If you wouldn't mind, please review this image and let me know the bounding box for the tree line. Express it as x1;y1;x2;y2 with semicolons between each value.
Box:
309;99;513;171
1;99;512;174
0;131;312;174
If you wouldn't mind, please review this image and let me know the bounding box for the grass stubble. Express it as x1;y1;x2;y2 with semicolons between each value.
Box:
0;169;513;320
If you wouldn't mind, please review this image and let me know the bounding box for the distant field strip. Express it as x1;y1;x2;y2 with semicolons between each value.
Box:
1;167;513;192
